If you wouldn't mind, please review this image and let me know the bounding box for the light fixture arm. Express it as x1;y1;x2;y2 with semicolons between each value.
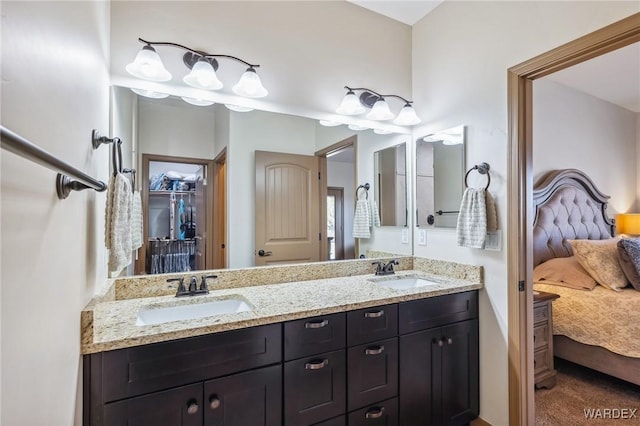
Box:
138;37;260;68
344;86;413;105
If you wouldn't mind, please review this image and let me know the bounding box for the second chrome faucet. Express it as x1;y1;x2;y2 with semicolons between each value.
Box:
372;259;399;276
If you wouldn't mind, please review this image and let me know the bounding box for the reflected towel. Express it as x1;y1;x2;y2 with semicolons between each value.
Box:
486;190;498;232
108;174;132;274
371;200;381;227
131;190;143;250
456;188;487;248
104;174;116;250
353;199;371;239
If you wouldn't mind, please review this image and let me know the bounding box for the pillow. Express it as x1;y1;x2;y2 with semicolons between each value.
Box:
569;238;628;291
617;238;640;291
533;256;597;290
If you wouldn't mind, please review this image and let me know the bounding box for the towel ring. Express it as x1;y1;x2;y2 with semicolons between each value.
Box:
464;162;490;190
356;183;370;199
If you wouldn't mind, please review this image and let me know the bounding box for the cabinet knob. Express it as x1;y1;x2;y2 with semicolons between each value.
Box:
186;400;199;415
438;339;444;347
209;395;221;410
365;345;385;355
365;406;385;419
305;319;329;329
364;310;385;318
305;358;329;370
447;337;453;345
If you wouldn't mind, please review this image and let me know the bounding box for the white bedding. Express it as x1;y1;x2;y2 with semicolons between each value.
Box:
534;283;640;358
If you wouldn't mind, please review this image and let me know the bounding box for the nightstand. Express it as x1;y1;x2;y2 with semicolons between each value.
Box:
533;290;560;389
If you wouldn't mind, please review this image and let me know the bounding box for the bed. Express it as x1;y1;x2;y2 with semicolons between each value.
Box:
532;168;640;386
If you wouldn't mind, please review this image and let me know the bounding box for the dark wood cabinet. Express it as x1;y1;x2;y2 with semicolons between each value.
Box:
399;292;479;426
348;337;398;411
284;312;346;361
348;398;398;426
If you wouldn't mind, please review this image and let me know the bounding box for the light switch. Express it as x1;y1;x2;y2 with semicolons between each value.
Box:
484;230;502;251
418;228;427;245
401;228;409;244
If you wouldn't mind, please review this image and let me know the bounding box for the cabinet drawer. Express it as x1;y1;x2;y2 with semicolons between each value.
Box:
348;398;398;426
399;291;478;334
101;324;281;402
348;304;398;346
104;383;202;426
534;348;551;376
534;304;549;325
312;416;346;426
284;312;346;361
348;338;398;411
533;324;549;350
204;364;282;426
284;349;346;426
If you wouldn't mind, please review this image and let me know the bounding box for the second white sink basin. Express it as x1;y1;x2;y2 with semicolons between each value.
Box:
136;298;252;326
372;276;441;290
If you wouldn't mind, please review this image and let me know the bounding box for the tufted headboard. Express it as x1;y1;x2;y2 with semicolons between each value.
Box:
532;169;615;267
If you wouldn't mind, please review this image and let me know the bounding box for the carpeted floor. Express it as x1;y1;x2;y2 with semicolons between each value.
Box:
535;358;640;425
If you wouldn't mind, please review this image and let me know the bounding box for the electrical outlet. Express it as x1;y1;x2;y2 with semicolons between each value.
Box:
418;228;427;245
401;228;409;244
484;230;502;251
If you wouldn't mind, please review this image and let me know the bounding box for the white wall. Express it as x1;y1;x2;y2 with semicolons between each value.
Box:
1;2;111;425
411;2;639;425
533;78;638;213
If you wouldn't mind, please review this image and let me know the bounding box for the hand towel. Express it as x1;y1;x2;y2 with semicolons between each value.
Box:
131;190;143;250
104;174;116;250
486;190;498;232
353;199;371;239
108;173;132;273
456;188;487;248
371;200;381;227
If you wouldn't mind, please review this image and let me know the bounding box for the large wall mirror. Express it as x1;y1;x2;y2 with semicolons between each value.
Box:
111;86;413;276
374;143;407;227
415;125;465;228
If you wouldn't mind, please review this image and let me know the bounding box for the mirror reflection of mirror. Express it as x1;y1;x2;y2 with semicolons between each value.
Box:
416;125;465;228
374;143;407;227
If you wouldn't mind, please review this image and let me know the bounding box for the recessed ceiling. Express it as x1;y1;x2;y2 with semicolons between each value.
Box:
347;1;443;26
544;42;640;113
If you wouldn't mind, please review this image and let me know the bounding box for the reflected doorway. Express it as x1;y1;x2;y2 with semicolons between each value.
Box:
327;187;345;260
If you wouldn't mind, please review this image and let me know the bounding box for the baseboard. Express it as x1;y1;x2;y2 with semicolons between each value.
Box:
471;417;492;426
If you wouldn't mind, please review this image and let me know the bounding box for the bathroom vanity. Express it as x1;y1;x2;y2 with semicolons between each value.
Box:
82;257;482;426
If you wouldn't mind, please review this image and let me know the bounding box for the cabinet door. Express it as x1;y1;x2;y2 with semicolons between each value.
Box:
104;383;202;426
348;337;398;411
204;365;282;426
284;313;346;361
441;319;479;425
399;328;441;426
348;398;398;426
284;349;346;426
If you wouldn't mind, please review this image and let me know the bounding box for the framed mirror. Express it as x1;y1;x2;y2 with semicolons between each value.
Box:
415;125;465;228
374;143;407;227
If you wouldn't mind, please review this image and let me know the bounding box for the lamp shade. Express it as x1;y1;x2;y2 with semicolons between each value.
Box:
336;91;366;115
374;128;392;135
126;45;172;82
617;213;640;235
130;88;170;99
181;97;215;106
232;67;268;98
183;59;223;90
225;104;254;112
348;124;368;131
319;120;342;127
366;98;394;121
393;104;421;125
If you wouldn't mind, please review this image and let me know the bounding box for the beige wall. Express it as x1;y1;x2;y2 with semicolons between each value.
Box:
1;1;111;425
411;2;639;425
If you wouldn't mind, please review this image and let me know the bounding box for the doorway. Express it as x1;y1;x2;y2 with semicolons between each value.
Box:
507;13;640;425
327;187;345;260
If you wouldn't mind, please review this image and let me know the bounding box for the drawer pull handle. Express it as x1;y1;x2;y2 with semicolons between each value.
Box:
209;396;221;410
365;406;385;419
365;345;385;355
364;310;385;318
186;400;199;415
305;359;329;370
437;339;444;347
305;319;329;329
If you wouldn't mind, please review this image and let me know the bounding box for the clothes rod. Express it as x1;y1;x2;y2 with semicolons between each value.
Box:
1;126;108;199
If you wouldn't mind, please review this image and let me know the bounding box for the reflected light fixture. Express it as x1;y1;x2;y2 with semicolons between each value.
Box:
130;88;170;99
348;124;368;131
181;97;215;107
225;104;254;112
126;38;268;98
336;86;421;126
373;128;392;135
319;120;342;127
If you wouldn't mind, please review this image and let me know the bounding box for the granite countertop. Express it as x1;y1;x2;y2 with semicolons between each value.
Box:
82;260;483;355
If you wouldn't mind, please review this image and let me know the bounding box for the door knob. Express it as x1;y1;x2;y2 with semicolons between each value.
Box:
257;249;272;257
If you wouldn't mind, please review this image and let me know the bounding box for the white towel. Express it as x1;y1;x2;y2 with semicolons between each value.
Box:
353;199;371;239
108;174;133;274
104;174;116;250
131;190;143;250
456;188;487;248
371;200;381;227
486;190;498;232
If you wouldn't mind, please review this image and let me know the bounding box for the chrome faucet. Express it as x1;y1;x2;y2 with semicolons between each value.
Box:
167;275;218;297
373;259;399;276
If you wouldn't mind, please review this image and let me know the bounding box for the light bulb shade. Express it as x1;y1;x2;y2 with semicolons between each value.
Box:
393;104;421;126
319;120;342;127
225;104;254;112
183;59;223;90
126;45;172;82
181;97;215;106
336;91;366;115
348;124;368;131
617;213;640;235
373;128;392;135
130;88;170;99
232;68;268;98
366;98;394;121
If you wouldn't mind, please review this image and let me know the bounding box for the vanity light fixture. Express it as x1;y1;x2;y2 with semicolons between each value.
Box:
126;38;268;98
319;120;342;127
130;88;170;99
373;128;393;135
348;124;368;131
225;104;254;112
181;97;215;107
336;86;421;126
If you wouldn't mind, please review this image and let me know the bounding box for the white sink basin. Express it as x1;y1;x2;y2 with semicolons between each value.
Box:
136;298;252;326
372;276;441;290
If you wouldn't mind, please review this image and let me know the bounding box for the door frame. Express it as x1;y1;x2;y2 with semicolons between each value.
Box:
327;187;345;260
213;148;227;269
138;153;216;274
507;13;640;425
